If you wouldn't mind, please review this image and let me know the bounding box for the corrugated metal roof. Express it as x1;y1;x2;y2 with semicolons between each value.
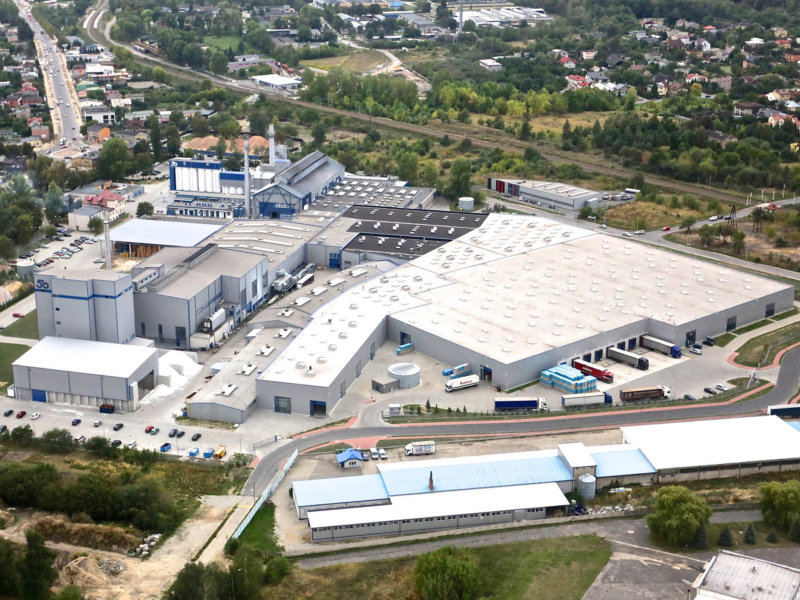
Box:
307;482;568;529
292;474;389;508
788;422;800;433
110;219;223;247
590;446;656;477
697;551;800;600
377;453;571;496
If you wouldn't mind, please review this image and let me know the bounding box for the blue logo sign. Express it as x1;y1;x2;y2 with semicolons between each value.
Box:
35;279;50;291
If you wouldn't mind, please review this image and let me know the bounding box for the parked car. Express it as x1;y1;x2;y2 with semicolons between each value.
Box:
715;383;728;391
690;347;702;355
127;440;137;449
0;424;7;434
74;435;86;443
191;433;201;441
703;336;716;346
30;412;40;420
16;411;26;418
3;409;13;417
598;224;607;229
683;394;698;402
361;450;370;460
622;232;633;237
113;423;124;431
111;439;122;447
176;430;185;438
93;258;104;264
71;418;81;426
144;425;154;433
709;215;719;221
12;312;24;318
370;448;379;460
703;387;717;395
661;226;671;231
168;428;177;437
378;448;388;460
634;230;645;235
150;427;160;435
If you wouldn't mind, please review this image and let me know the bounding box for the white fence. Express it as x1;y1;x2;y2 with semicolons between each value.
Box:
232;449;298;539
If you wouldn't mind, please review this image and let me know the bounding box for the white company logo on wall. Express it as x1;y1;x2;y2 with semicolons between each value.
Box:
35;279;50;291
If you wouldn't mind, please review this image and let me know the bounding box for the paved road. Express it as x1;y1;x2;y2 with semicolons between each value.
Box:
16;0;83;151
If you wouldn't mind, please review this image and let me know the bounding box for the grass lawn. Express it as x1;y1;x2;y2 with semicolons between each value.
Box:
237;502;282;553
714;332;737;347
772;307;799;321
0;342;31;393
702;521;788;552
301;50;385;74
203;36;254;53
734;321;800;366
0;310;39;339
733;318;774;336
271;535;610;600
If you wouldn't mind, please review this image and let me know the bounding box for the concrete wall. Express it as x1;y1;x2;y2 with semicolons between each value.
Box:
134;292;189;346
656;459;800;484
187;399;254;424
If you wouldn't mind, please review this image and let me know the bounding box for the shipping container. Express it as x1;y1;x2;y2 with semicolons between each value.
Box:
561;391;612;408
639;335;682;358
572;359;614;383
620;385;670;402
606;346;649;370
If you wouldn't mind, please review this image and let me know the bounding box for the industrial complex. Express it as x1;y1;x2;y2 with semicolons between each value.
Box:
292;416;800;541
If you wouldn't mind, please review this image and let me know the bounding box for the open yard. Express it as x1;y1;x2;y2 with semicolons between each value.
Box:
0;310;39;339
237;503;282;553
603;199;708;230
203;36;254;54
0;342;30;393
270;535;610;600
733;321;800;366
301;50;385;74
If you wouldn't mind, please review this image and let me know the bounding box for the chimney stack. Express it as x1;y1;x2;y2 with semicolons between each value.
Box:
428;471;434;491
243;137;251;218
269;123;276;167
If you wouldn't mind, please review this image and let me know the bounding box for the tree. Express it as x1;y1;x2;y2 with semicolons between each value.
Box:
395;151;418;183
148;117;162;163
0;539;18;597
519;119;531;140
414;546;478;600
0;235;15;262
42;225;57;239
44;183;64;224
311;122;327;146
732;230;746;254
16;530;56;600
791;520;800;543
98;138;132;181
230;545;264;600
760;480;800;530
209;51;228;75
444;159;472;200
137;202;154;217
647;486;711;547
10;425;35;445
744;523;756;544
219;119;241;140
164;124;181;156
767;529;778;543
214;138;227;159
752;206;765;232
681;216;696;233
54;586;86;600
191;114;210;137
40;428;75;450
698;224;718;247
88;217;104;236
717;526;733;547
166;563;207;600
692;523;709;549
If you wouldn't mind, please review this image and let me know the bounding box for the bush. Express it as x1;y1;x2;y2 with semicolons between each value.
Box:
744;523;756;545
790;519;800;543
760;480;800;530
264;556;291;585
224;536;240;556
414;546;478;600
767;529;778;543
647;486;711;547
692;523;708;549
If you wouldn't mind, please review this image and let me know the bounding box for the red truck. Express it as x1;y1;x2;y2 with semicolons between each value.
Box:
572;359;614;383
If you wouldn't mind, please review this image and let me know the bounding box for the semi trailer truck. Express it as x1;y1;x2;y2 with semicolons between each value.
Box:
201;308;226;333
445;374;479;392
572;359;614;383
606;346;649;370
561;391;613;408
620;385;670;402
494;397;549;412
639;335;682;358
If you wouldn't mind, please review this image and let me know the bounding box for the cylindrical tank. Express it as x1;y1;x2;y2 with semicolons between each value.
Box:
16;259;35;278
577;473;597;501
458;196;474;211
388;362;421;389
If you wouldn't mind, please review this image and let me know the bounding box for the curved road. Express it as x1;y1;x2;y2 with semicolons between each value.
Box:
82;0;744;206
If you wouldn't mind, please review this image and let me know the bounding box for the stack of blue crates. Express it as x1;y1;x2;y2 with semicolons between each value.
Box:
540;364;597;394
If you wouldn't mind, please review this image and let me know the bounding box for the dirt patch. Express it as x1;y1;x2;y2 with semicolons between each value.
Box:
57;556;117;594
33;516;140;553
604;202;704;230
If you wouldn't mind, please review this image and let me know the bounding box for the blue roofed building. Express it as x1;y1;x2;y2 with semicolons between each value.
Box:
336;448;364;469
590;445;656;486
292;473;390;518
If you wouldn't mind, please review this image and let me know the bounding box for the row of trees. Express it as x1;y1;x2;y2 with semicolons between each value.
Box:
647;480;800;548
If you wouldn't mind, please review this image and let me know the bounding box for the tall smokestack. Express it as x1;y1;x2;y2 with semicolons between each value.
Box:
428;471;434;491
243;137;251;219
269;123;276;167
458;0;463;33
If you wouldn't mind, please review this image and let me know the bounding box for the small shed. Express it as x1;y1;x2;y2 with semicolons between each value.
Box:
372;375;399;394
336;448;363;469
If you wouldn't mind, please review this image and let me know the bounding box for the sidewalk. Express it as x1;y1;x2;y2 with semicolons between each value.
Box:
724;306;800;370
196;495;253;565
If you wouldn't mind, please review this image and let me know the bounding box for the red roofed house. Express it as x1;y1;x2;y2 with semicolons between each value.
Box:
776;38;792;48
786;51;800;63
31;126;50;141
27;116;43;128
565;75;588;90
768;113;800;129
85;189;126;221
558;56;576;69
686;73;708;83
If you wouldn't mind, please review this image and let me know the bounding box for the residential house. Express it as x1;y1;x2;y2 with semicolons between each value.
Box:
772;26;789;38
734;101;765;117
31;126;50;141
67;204;109;231
675;19;699;30
84;189;127;221
776;38;792;48
71;63;86;78
565;75;588;90
768;113;800;129
580;50;597;61
586;70;609;83
86;123;110;143
696;38;711;52
336;448;363;469
557;56;576;69
710;76;732;92
550;49;569;60
70;151;100;170
5;27;18;43
785;50;800;63
702;25;718;35
744;37;765;47
110;98;132;109
686;73;708;83
706;130;737;148
606;52;624;67
478;58;502;71
105;90;123;101
83;106;116;125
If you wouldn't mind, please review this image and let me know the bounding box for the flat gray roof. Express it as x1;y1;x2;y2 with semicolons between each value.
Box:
14;336;157;379
110;219;224;247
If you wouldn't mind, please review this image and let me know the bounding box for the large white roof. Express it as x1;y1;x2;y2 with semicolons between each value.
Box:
13;337;158;379
307;482;568;529
258;214;791;386
621;416;800;470
110;219;223;247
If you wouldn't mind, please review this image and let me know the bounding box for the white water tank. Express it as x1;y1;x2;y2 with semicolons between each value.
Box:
458;196;474;211
388;362;421;389
578;473;597;501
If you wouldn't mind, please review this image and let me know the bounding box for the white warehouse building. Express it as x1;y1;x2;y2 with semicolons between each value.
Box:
255;214;793;417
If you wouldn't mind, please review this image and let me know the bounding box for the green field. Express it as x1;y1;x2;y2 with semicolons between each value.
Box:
734;321;800;366
237;502;282;553
271;535;610;600
0;342;30;393
301;50;385;74
203;36;254;53
0;310;39;340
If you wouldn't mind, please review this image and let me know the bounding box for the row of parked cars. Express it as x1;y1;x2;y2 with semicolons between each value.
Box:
683;382;729;402
362;447;388;460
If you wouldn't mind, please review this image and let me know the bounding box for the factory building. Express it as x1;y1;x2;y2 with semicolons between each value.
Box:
34;269;136;345
691;551;800;600
487;178;602;212
256;214;793;414
110;219;224;258
293;416;800;542
12;337;159;411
